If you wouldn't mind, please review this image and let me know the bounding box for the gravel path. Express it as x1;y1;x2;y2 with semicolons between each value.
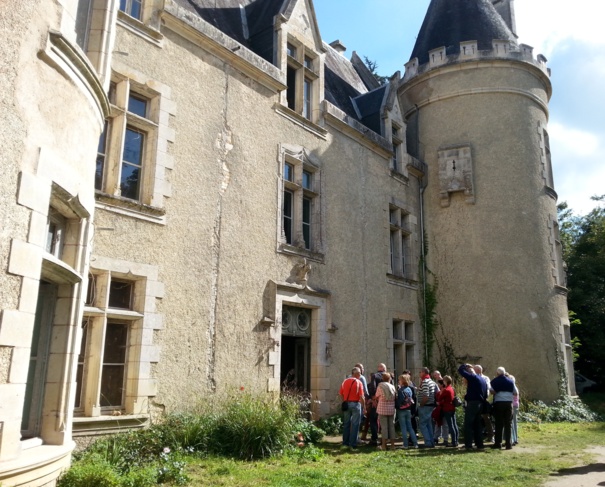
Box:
543;446;605;487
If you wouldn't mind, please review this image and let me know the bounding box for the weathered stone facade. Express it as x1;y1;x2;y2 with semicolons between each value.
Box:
0;0;572;484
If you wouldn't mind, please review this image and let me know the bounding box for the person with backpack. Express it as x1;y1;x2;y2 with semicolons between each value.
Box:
403;369;419;438
396;374;419;448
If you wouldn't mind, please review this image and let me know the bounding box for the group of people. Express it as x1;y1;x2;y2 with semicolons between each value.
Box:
339;362;520;451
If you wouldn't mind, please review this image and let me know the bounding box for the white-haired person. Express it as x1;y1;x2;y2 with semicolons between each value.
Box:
489;367;516;449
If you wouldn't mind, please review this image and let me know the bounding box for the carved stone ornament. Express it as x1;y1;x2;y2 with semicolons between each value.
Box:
288;258;312;285
438;145;475;207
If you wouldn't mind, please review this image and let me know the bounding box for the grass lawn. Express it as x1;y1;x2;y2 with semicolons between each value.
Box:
183;422;605;486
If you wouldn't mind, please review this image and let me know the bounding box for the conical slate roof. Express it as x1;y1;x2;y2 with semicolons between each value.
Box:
410;0;517;64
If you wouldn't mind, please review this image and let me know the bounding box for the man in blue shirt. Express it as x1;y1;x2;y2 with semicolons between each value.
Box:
490;367;516;449
458;363;488;450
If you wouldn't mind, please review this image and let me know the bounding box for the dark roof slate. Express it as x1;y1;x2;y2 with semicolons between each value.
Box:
410;0;517;64
170;1;388;136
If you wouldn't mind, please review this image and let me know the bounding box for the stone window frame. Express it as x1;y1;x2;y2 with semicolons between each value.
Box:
284;37;320;123
388;205;412;280
389;316;417;378
549;215;567;291
76;257;162;424
538;122;557;200
95;67;175;224
391;122;404;174
277;144;324;262
6;175;92;453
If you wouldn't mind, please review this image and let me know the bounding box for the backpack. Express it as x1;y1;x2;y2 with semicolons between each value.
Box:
396;386;414;410
368;372;383;398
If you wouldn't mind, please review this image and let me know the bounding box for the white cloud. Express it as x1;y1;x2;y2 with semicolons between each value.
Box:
515;1;605;56
549;122;604;215
548;122;600;157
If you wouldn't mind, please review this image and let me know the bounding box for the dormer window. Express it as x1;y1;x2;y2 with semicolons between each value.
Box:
284;39;319;122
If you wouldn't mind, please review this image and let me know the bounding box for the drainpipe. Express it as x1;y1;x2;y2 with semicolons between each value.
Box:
414;104;429;365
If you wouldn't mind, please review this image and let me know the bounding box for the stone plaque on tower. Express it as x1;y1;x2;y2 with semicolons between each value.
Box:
437;145;475;207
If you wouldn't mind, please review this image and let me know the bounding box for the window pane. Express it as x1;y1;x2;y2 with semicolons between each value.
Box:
108;280;133;309
390;231;396;272
123;128;144;165
95;156;105;191
75;323;88;409
120;164;140;200
130;0;142;20
100;322;128;407
119;0;127;13
401;235;406;275
75;0;93;49
100;365;125;407
121;128;144;200
85;275;97;306
286;66;296;111
302;170;312;190
128;94;147;118
303;79;311;119
96;122;108;191
303;197;311;249
284;163;293;182
287;43;297;58
304;56;313;69
283;190;293;244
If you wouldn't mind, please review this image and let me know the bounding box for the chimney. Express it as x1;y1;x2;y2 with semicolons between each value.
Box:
329;40;346;54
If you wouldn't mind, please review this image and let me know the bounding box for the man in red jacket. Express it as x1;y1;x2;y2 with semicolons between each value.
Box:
339;367;366;449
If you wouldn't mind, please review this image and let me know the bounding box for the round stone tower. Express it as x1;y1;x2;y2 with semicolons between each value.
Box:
398;0;573;400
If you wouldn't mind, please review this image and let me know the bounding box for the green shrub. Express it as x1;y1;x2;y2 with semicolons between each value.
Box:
61;391;316;486
519;396;602;423
295;419;325;443
58;458;121;487
315;415;342;436
205;393;300;459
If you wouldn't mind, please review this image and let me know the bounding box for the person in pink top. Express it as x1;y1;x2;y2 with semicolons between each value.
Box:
508;374;520;445
375;372;397;451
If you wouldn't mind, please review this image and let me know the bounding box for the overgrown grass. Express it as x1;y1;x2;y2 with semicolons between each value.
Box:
60;392;604;486
59;393;321;487
185;422;605;487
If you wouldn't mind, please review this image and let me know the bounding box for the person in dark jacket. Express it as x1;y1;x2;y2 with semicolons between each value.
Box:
490;366;516;449
458;363;488;450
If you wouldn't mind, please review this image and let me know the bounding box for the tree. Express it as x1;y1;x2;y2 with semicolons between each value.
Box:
363;56;388;85
561;195;605;386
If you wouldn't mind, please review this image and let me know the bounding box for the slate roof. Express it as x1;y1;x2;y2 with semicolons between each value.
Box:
410;0;517;64
171;0;388;135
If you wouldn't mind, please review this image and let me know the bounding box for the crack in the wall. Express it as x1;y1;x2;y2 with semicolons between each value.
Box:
207;69;233;392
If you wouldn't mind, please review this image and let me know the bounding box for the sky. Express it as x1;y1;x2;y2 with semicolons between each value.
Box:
313;0;604;216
